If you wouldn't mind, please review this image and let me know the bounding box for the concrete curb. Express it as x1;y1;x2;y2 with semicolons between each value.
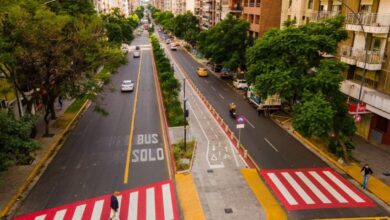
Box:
0;100;90;218
271;116;390;208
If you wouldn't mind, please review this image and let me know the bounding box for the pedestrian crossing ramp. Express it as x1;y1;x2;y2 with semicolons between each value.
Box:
260;167;375;210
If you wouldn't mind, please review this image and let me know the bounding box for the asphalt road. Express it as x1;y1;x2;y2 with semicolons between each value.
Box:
15;30;170;216
157;31;389;219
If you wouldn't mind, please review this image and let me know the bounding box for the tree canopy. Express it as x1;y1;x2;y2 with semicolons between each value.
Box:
0;0;126;136
246;17;355;162
197;14;250;70
101;8;138;45
171;12;199;46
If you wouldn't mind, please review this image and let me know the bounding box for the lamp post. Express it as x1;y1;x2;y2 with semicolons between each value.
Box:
335;0;369;116
183;78;187;151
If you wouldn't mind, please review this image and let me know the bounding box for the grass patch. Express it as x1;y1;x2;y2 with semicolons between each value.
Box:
150;34;185;126
65;96;87;114
173;139;195;171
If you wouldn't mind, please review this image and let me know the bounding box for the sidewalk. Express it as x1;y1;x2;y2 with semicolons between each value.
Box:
162;41;265;219
272;114;390;207
0;98;89;218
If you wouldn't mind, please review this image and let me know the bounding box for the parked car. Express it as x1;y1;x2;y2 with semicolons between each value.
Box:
121;80;134;92
220;68;233;79
233;79;248;90
196;67;208;77
135;46;140;50
133;51;140;58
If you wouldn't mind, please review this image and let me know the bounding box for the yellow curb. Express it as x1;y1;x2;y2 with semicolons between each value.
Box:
294;131;390;206
240;168;287;220
314;217;390;220
0;100;90;218
175;173;205;220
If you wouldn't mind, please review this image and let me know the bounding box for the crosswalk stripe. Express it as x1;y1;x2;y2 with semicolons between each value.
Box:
72;204;86;220
282;172;314;204
162;183;174;220
117;195;123;217
268;173;298;205
309;171;348;203
323;171;365;203
91;200;104;219
146;187;156;220
34;215;46;220
54;209;66;220
296;171;331;204
128;192;139;220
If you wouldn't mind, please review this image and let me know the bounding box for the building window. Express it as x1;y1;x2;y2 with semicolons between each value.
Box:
308;0;313;9
289;0;292;8
375;115;388;133
359;5;371;13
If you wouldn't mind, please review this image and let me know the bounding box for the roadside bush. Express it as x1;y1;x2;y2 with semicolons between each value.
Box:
150;34;185;126
173;140;195;171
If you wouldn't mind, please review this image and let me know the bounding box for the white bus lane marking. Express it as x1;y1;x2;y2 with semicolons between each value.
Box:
132;134;165;163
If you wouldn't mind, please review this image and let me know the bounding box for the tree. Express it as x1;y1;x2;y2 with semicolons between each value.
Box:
0;0;126;136
101;8;136;45
0;110;39;171
153;11;174;32
247;17;355;162
46;0;96;16
134;6;144;20
197;14;249;70
172;12;199;46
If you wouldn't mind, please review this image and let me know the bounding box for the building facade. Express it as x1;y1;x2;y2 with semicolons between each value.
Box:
281;0;390;145
93;0;132;15
241;0;282;37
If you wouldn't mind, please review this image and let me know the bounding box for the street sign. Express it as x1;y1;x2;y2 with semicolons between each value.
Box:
236;115;246;124
236;124;245;129
353;114;362;122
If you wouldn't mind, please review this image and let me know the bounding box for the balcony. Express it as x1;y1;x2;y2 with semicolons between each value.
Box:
340;46;384;71
230;5;242;13
340;80;390;119
345;13;390;34
308;10;340;22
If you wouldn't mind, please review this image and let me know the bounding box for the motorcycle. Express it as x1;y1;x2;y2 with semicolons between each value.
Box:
229;103;237;119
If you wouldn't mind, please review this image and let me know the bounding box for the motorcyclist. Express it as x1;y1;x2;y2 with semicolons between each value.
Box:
229;102;237;118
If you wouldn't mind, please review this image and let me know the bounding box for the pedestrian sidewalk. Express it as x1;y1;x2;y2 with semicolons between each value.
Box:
272;114;390;207
0;98;89;218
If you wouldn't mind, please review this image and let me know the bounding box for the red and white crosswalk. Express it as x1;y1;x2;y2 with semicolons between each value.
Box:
260;167;375;210
14;180;178;220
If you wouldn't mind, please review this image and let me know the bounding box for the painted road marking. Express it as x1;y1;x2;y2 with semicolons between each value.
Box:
218;94;225;99
53;209;66;220
162;184;174;220
132;148;165;162
137;134;159;145
296;172;331;204
14;181;179;220
211;86;216;91
260;168;375;210
129;192;139;220
72;204;85;220
246;119;255;128
268;173;298;205
264;138;279;152
146;188;156;220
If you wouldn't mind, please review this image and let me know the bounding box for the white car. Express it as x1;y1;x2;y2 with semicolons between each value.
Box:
233;79;248;90
121;80;134;92
170;43;178;50
133;51;140;58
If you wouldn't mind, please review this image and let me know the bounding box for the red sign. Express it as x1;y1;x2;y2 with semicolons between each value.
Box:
348;103;367;114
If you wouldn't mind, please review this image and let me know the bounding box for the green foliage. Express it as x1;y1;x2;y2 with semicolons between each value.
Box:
292;93;335;137
173;140;195;171
0;0;126;135
247;17;355;161
134;6;144;20
150;35;185;127
197;14;249;70
171;12;199;46
0;110;39;171
102;8;136;45
46;0;96;16
153;11;174;32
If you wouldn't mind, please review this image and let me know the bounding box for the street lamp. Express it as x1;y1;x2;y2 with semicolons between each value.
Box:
335;0;369;115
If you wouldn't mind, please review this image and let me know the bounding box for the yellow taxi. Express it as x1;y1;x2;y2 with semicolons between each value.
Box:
196;67;208;77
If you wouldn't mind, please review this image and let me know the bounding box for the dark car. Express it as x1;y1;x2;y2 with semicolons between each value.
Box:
135;46;140;50
220;67;233;79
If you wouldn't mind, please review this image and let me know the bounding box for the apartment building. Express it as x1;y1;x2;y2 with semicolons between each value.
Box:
241;0;283;37
281;0;390;145
93;0;131;15
164;0;172;11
